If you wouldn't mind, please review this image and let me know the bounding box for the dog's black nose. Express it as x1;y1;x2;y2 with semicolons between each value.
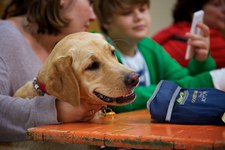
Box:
124;72;140;88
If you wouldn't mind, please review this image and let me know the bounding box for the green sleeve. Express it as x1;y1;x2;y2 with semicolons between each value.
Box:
156;44;214;88
188;56;216;75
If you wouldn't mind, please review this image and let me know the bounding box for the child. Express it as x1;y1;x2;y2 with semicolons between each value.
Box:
93;0;224;113
152;0;225;68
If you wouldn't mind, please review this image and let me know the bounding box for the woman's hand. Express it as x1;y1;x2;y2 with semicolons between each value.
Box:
55;99;104;123
185;22;210;62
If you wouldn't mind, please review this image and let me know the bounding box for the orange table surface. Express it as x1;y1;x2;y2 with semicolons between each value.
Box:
27;109;225;149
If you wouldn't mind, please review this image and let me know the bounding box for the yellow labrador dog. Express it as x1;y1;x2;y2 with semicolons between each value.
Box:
14;32;139;116
6;32;139;150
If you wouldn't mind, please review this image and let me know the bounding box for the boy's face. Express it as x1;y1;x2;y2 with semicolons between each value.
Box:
105;3;151;42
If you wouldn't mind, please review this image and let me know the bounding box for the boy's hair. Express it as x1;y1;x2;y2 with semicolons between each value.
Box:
173;0;209;23
94;0;150;34
2;0;69;35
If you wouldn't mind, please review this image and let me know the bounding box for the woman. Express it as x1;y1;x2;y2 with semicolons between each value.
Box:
0;0;102;142
152;0;225;68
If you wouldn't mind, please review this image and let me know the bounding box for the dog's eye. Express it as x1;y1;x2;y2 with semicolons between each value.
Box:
86;61;100;71
111;50;116;56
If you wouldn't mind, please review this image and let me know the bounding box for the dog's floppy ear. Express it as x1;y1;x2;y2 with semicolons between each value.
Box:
45;55;80;107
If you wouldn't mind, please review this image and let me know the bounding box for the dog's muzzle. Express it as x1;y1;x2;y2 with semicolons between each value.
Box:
94;91;136;104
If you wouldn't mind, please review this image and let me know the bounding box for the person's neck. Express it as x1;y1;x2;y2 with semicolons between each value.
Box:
112;38;137;57
8;16;58;62
33;33;58;54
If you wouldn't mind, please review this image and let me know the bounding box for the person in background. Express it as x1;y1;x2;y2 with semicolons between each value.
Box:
0;0;103;142
93;0;225;113
152;0;225;68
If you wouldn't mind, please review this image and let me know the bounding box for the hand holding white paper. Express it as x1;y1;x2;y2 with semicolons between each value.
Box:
185;10;204;60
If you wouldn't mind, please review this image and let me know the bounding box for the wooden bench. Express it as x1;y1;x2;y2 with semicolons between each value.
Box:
25;109;225;149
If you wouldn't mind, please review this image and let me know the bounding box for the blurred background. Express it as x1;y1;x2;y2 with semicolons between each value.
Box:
0;0;176;36
150;0;176;35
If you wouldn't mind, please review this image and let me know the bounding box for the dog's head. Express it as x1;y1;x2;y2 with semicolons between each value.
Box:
38;32;139;107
